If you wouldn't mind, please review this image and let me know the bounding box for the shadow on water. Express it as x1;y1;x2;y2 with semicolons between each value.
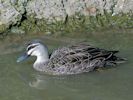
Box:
0;31;133;100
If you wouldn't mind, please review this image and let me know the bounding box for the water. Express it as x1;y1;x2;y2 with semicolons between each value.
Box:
0;32;133;100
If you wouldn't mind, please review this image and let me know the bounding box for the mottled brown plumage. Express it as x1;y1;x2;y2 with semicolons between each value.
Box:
45;43;125;75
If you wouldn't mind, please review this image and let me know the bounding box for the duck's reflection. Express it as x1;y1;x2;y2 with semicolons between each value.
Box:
27;72;91;91
29;75;48;89
18;67;99;94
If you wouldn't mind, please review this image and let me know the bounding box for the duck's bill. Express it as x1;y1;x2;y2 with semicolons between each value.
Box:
17;53;29;63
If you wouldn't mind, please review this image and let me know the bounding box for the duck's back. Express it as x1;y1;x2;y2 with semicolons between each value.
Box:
47;43;124;75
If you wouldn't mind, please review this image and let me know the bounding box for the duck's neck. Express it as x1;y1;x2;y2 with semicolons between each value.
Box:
33;54;49;71
36;54;49;62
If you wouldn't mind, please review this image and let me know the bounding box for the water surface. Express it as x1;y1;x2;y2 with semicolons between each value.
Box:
0;32;133;100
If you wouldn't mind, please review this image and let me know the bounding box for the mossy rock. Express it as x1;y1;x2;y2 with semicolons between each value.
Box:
7;12;133;35
0;24;9;34
10;27;25;34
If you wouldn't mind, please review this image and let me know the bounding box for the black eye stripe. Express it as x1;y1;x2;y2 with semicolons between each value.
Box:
27;45;38;51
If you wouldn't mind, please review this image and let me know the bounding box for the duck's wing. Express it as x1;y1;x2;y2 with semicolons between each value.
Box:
50;43;93;64
72;43;126;65
48;43;125;74
48;43;93;74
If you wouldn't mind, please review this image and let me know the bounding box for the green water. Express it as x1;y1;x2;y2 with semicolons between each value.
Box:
0;32;133;100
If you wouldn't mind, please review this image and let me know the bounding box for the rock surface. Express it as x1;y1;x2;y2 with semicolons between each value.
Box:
0;0;133;33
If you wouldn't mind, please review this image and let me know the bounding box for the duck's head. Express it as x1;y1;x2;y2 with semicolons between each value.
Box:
17;40;49;63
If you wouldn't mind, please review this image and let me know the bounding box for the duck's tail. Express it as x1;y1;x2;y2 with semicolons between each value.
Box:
105;51;127;66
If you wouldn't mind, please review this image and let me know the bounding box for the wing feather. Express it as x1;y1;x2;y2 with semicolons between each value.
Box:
47;43;122;74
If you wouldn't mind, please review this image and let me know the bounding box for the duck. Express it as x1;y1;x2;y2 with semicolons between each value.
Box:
17;40;125;75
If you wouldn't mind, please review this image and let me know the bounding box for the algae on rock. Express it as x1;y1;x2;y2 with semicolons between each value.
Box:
0;0;133;34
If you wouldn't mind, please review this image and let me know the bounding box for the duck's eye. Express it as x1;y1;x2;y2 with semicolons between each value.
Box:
27;45;37;51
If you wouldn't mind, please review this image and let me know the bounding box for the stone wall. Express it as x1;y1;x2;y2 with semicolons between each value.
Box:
0;0;133;33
